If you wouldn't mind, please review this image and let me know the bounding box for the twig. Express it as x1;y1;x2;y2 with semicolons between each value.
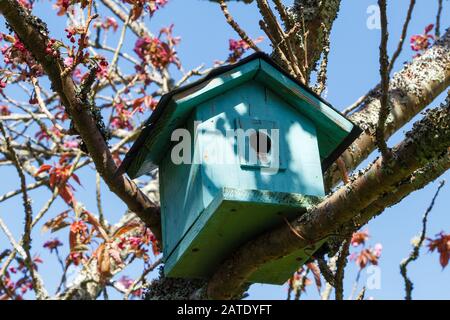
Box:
348;269;362;300
31;77;61;130
90;42;140;65
96;172;107;230
108;13;131;76
0;217;48;299
175;65;209;88
272;0;291;29
400;180;446;300
335;238;351;300
342;85;380;116
436;0;443;38
376;0;392;161
356;286;366;300
257;0;285;47
218;0;260;52
317;256;336;287
258;0;306;82
0;121;45;299
320;255;338;300
294;268;310;300
314;25;330;95
388;0;416;73
0;152;83;288
123;257;162;300
0;181;45;203
99;0;151;37
55;250;69;294
286;275;294;300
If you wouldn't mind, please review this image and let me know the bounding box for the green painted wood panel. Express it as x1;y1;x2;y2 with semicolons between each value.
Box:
164;188;322;284
159;113;206;259
255;61;351;162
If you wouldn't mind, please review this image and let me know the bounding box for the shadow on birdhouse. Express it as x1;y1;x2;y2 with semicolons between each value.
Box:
118;53;361;285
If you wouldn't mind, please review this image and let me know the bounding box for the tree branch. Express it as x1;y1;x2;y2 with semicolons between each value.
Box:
288;0;341;78
207;95;450;299
218;0;261;52
436;0;443;38
389;0;416;73
375;0;392;160
99;0;151;37
0;0;162;241
325;29;450;190
334;237;350;300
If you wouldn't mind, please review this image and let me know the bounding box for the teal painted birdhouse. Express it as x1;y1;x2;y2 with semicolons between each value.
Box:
118;53;361;285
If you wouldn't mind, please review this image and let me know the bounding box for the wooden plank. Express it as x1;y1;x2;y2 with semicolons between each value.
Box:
159;113;207;258
164;188;323;284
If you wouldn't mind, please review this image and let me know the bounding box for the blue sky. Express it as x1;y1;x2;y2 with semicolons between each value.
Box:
0;0;449;300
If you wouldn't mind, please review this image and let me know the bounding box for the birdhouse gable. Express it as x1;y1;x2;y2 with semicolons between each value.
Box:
119;52;361;179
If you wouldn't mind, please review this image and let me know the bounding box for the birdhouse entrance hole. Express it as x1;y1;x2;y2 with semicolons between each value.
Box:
249;130;272;159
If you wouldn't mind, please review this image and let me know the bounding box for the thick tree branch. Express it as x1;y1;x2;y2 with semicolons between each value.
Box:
207;96;450;299
0;0;162;241
288;0;341;78
347;149;450;231
325;29;450;190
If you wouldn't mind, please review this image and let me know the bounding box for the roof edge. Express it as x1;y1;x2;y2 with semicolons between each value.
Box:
117;52;362;178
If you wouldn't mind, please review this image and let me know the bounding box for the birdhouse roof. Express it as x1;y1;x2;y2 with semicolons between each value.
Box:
118;52;361;179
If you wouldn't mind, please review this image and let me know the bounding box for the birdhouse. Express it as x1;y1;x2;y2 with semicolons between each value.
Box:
118;53;361;285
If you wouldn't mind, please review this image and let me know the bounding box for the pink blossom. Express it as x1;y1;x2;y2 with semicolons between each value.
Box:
64;56;74;68
227;36;263;63
0;80;6;92
116;276;143;298
148;0;169;15
73;67;83;83
63;139;79;149
0;105;10;116
410;24;435;52
134;25;181;70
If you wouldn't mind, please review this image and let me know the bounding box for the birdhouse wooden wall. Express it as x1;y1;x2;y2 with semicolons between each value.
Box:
159;81;326;284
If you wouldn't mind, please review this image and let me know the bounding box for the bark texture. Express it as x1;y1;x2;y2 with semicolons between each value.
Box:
207;95;450;299
325;29;450;190
289;0;341;78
